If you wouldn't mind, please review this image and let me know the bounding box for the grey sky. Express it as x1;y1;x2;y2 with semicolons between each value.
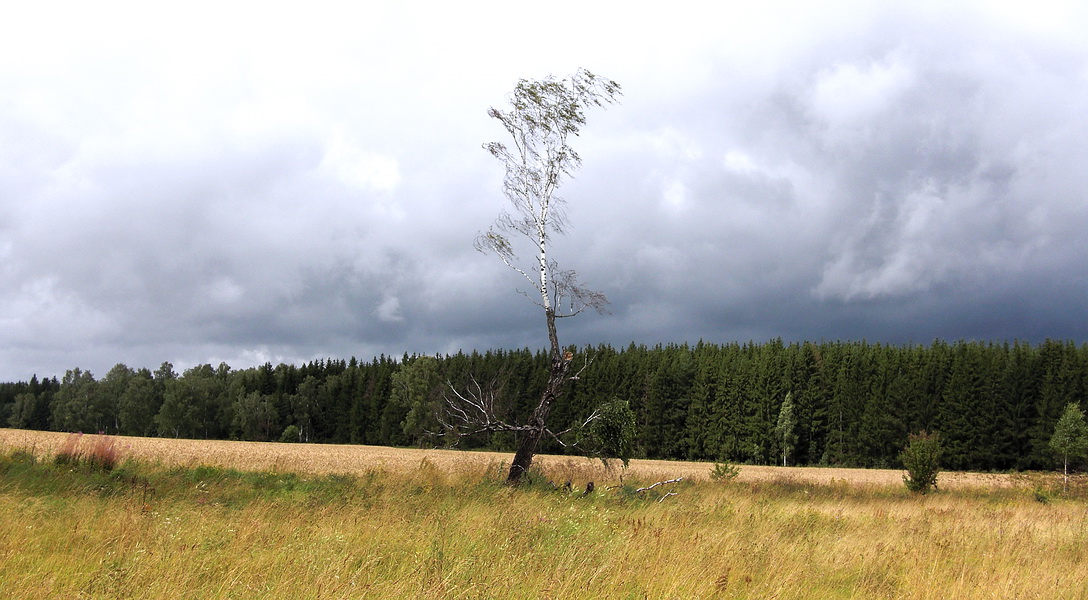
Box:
3;1;1087;381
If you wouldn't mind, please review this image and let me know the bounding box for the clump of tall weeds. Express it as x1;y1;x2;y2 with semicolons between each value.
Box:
53;432;83;466
53;433;121;471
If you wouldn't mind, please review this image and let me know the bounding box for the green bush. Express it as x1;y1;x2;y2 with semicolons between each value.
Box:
1032;487;1052;504
280;425;301;443
900;431;942;494
710;461;740;481
575;398;636;468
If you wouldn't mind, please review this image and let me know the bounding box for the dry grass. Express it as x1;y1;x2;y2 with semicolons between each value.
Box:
2;452;1086;598
2;428;1087;599
0;428;1026;489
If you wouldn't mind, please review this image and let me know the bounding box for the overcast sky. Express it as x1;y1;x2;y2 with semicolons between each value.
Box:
3;1;1088;381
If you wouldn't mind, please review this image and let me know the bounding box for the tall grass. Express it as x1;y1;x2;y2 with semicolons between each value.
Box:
52;432;121;471
1;447;1087;599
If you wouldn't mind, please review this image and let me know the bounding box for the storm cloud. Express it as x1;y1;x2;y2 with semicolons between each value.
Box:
2;1;1087;380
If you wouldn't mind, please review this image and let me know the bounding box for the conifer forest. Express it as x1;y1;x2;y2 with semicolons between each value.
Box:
3;338;1086;472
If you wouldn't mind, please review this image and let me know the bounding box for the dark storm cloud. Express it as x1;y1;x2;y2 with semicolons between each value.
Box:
557;5;1088;352
2;2;1088;380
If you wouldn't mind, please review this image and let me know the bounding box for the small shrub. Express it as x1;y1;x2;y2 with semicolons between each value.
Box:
1032;487;1051;504
280;425;301;443
575;398;637;468
900;431;942;494
710;461;740;481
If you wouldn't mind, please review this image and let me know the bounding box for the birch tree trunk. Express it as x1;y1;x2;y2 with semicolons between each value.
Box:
507;308;571;483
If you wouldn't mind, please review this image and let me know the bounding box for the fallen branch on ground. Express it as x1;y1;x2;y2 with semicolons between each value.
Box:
635;477;683;493
628;477;684;502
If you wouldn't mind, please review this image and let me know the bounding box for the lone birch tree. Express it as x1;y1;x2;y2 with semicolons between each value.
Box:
776;392;797;467
1050;402;1088;491
464;68;622;484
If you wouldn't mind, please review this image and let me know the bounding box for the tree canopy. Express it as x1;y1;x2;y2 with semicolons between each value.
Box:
5;339;1088;474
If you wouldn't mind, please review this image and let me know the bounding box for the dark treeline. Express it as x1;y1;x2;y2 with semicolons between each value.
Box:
2;339;1085;471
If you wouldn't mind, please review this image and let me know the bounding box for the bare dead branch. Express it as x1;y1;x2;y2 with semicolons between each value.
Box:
568;351;595;381
435;376;534;440
550;408;602;440
635;477;684;494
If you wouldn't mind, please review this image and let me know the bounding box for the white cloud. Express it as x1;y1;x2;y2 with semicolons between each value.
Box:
661;180;689;212
375;296;405;323
722;150;759;174
206;277;246;307
319;133;401;194
809;55;916;124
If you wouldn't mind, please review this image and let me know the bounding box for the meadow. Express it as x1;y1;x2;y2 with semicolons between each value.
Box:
1;429;1086;599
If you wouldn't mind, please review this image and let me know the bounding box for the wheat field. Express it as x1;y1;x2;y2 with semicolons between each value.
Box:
2;428;1086;598
0;428;1022;489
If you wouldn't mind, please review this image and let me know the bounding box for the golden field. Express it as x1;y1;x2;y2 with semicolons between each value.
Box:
0;428;1020;489
1;428;1086;599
